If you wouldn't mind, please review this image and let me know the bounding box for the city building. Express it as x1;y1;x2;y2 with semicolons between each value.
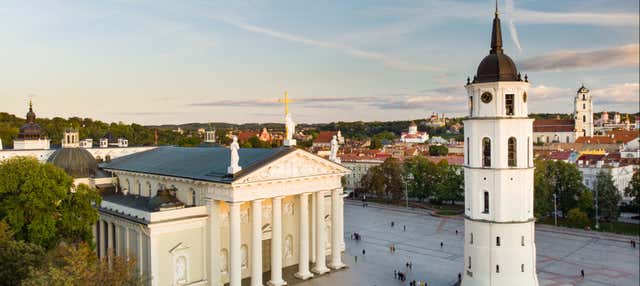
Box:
95;146;349;286
400;122;429;143
13;101;51;150
426;113;446;128
532;85;596;143
339;154;384;191
576;154;637;203
312;131;344;149
462;6;539;286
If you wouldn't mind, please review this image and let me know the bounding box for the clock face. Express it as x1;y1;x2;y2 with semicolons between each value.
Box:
481;92;493;103
523;92;528;102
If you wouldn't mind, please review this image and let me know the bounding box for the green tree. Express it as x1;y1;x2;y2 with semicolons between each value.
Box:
361;158;404;202
428;145;449;156
0;221;46;285
534;160;584;218
0;157;101;249
23;243;145;286
403;156;438;201
177;136;202;147
533;160;553;218
434;163;464;204
565;208;590;229
577;189;594;218
595;171;621;222
624;171;640;211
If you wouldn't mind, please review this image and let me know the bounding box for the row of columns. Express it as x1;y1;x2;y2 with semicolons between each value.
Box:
223;189;344;286
95;219;145;272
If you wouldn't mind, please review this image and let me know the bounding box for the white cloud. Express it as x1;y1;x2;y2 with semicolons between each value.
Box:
520;44;639;71
209;16;437;72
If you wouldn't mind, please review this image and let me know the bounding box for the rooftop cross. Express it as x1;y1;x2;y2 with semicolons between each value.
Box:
278;91;295;116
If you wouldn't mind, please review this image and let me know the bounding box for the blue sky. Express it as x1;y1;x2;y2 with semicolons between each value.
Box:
0;0;638;124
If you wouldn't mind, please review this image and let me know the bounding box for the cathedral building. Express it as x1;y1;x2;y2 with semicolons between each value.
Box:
95;145;349;286
13;101;51;150
400;121;429;144
462;6;539;286
532;85;595;143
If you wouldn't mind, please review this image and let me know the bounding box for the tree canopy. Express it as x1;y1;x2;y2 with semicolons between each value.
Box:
534;159;585;218
594;171;621;222
624;171;640;211
0;157;101;249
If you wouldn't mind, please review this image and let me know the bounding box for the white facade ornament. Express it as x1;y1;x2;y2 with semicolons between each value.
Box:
284;113;297;146
175;256;187;283
240;209;249;224
329;135;340;163
241;245;248;269
284;202;295;216
228;135;242;174
285;235;293;258
220;249;229;273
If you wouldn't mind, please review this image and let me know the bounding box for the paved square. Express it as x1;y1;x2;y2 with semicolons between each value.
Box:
295;201;639;286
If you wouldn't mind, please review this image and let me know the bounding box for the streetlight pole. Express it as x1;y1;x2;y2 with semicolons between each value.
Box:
553;193;557;227
404;180;409;209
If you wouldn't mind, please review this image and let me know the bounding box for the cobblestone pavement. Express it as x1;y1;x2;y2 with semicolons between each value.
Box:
294;201;639;286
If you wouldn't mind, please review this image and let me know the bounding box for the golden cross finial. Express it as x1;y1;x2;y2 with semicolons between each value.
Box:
278;91;295;115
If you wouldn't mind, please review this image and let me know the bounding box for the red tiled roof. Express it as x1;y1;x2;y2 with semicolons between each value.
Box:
401;132;427;138
315;131;337;143
426;155;464;166
547;150;573;160
533;119;575;132
237;131;258;142
606;130;639;144
575;136;617;144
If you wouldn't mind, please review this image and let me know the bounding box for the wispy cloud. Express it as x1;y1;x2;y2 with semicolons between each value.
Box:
504;0;522;53
208;16;436;72
515;9;639;27
592;83;640;106
520;44;639;71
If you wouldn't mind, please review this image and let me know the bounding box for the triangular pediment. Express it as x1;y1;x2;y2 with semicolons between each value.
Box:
234;149;349;184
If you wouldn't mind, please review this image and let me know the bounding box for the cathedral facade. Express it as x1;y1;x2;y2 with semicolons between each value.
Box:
462;6;539;286
95;146;349;286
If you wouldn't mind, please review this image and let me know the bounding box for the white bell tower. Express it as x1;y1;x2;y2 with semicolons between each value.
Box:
574;85;593;138
462;4;539;286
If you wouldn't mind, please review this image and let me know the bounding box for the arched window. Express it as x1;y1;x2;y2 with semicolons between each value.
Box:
508;137;517;167
470;233;473;244
521;236;525;246
146;181;152;197
137;180;142;195
566;136;570;143
468;257;472;269
496;236;501;246
191;189;197;206
583;115;586;122
521;264;525;272
482;137;491;167
527;137;531;167
483;191;490;214
496;265;500;273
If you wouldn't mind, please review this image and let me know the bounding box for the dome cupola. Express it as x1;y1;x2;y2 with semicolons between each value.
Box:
473;6;520;83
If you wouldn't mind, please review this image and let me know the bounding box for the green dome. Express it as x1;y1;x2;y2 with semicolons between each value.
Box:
47;148;98;178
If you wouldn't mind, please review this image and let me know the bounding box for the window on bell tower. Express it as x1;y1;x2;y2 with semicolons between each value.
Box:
505;94;514;115
482;137;491;167
508;137;517;167
483;191;490;214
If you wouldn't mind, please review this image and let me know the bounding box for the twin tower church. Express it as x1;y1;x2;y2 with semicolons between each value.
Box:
90;4;538;286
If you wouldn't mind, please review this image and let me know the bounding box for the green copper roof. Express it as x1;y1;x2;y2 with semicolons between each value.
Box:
102;146;295;183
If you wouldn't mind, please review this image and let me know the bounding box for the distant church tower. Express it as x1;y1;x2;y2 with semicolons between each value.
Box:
574;85;593;137
462;4;539;286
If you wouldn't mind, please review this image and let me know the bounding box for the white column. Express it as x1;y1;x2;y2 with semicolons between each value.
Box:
99;220;106;259
268;197;286;286
149;234;159;286
251;200;263;286
329;189;345;269
338;192;345;250
229;202;242;286
138;230;144;273
107;222;114;258
310;193;316;263
124;227;130;258
208;198;221;286
312;191;329;275
295;193;313;280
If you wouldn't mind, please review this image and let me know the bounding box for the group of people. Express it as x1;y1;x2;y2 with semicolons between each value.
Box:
630;240;637;248
351;232;362;241
389;244;397;253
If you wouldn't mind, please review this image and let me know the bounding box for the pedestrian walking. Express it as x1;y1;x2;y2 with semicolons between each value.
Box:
354;255;358;263
580;269;584;278
455;230;459;235
440;241;443;248
458;272;462;282
394;270;397;279
362;249;366;256
403;225;406;232
391;221;395;227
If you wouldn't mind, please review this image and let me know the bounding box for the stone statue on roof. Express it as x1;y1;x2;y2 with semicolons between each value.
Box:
228;135;242;174
285;113;295;141
329;135;340;163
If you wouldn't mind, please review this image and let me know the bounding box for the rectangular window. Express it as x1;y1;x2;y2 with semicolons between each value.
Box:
466;137;470;165
468;257;472;269
483;192;490;214
521;236;525;246
496;236;501;246
505;94;514;115
469;96;473;116
496;265;500;273
482;138;491;167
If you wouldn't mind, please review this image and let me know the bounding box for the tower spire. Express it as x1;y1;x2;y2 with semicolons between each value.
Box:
490;0;503;54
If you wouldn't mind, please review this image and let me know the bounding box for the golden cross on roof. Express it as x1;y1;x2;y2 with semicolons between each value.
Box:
278;91;295;115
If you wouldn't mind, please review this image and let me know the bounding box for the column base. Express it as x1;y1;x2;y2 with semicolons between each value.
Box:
267;279;287;286
312;265;330;275
328;262;346;270
294;271;314;280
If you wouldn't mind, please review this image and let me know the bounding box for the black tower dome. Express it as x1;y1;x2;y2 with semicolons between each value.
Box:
474;7;519;83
